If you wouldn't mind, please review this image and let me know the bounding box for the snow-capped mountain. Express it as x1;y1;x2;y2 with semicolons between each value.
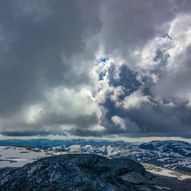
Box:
0;140;191;191
47;140;191;173
0;139;190;173
128;141;191;173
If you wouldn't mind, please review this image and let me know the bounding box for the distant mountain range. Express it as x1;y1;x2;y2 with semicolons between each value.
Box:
46;140;191;173
0;139;191;173
0;139;191;190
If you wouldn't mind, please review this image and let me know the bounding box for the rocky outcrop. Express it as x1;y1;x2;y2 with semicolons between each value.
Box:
113;158;155;190
0;154;156;191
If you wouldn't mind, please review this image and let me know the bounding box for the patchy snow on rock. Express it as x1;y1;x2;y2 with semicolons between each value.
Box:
0;146;51;168
144;163;191;180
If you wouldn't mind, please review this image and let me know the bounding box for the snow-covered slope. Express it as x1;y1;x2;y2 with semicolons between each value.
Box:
47;140;191;173
0;146;51;168
0;140;191;190
0;140;191;173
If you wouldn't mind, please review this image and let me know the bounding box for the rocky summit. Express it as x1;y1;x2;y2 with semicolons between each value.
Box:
0;154;156;191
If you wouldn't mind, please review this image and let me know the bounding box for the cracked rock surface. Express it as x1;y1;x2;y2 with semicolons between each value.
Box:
0;154;157;191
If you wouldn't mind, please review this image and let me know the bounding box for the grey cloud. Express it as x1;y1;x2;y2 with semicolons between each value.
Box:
153;45;191;104
96;58;191;137
0;0;101;115
0;0;191;137
0;0;102;135
100;0;177;58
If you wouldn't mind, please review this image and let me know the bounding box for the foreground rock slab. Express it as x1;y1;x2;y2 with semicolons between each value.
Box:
0;154;156;191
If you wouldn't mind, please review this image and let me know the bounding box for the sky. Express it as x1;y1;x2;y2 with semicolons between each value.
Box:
0;0;191;139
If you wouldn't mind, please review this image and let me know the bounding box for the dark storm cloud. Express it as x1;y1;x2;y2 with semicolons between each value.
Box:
97;63;191;137
100;0;176;57
0;0;101;116
0;0;102;135
0;0;191;137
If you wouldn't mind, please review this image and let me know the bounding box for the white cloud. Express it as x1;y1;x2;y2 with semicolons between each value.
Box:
150;14;191;105
88;125;106;132
44;87;97;118
111;115;140;132
25;105;45;125
123;90;150;110
111;115;126;130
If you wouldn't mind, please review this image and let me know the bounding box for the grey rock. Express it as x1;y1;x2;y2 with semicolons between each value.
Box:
0;154;159;191
0;154;138;191
120;172;147;184
112;158;145;175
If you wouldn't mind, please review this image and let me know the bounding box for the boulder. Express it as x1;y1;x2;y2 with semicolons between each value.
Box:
0;154;159;191
0;154;137;191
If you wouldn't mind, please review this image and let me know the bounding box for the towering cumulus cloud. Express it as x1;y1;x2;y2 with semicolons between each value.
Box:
0;0;191;137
